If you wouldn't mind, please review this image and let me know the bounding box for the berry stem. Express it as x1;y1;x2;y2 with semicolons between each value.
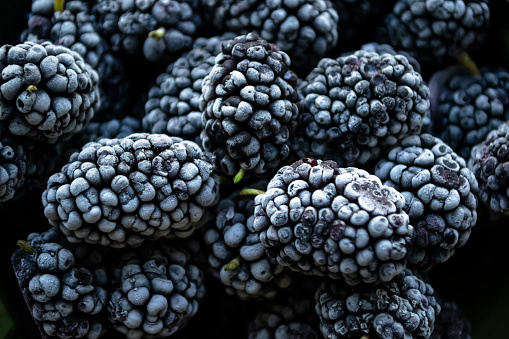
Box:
233;168;245;184
27;85;38;93
224;256;241;271
17;240;34;254
54;0;64;12
148;27;166;39
240;188;265;196
456;52;480;76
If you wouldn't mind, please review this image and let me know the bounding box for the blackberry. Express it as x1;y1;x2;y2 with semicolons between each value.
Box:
204;181;293;300
202;0;339;72
143;33;235;144
84;116;143;142
12;227;109;339
20;0;130;116
253;159;413;285
384;0;490;66
296;50;429;168
107;241;206;338
201;33;299;179
0;41;100;143
315;269;440;339
0;124;28;204
42;133;220;248
93;0;203;62
247;286;320;339
375;133;479;271
429;65;509;160
469;122;509;215
431;300;471;339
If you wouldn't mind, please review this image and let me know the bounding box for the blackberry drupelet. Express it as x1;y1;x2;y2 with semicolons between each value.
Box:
12;227;109;339
0;41;100;143
253;159;414;285
93;0;203;62
21;0;130;116
359;42;421;74
429;65;509;160
107;241;206;338
247;286;320;339
202;0;339;72
296;49;429;168
315;269;440;339
204;181;293;300
469;122;509;215
143;33;235;144
384;0;490;67
0;124;27;204
42;133;220;248
375;133;478;271
201;33;299;179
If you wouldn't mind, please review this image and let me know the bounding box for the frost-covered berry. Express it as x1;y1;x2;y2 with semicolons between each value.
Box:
295;49;429;167
107;241;206;338
42;133;220;248
0;41;100;143
315;269;440;339
20;0;130;115
375;134;478;271
469;122;509;215
204;182;293;300
12;227;109;339
93;0;203;62
201;33;299;178
384;0;490;66
143;33;235;144
430;66;509;160
253;158;413;285
202;0;339;71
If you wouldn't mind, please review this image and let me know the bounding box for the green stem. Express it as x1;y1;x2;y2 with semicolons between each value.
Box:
240;188;265;196
17;240;34;254
27;85;38;93
457;51;480;76
54;0;64;12
233;168;245;184
148;27;166;39
224;256;241;271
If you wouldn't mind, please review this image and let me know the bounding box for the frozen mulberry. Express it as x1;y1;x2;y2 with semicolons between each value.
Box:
12;227;109;339
375;133;478;271
384;0;490;66
297;49;429;167
204;181;292;300
93;0;203;62
429;65;509;160
253;159;413;285
469;122;509;215
143;34;235;144
201;33;299;179
0;41;100;143
42;133;220;248
315;269;440;339
107;241;206;338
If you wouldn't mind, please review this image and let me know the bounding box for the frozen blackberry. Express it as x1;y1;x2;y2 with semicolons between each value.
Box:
12;227;109;339
204;181;293;300
315;269;440;339
297;49;429;167
429;65;509;160
0;41;100;143
431;300;471;339
375;133;479;271
469;122;509;215
107;241;206;338
21;0;130;116
93;0;203;62
42;133;220;248
203;0;339;71
248;287;319;339
201;33;299;179
0;124;28;205
384;0;490;66
143;34;235;144
253;159;413;285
